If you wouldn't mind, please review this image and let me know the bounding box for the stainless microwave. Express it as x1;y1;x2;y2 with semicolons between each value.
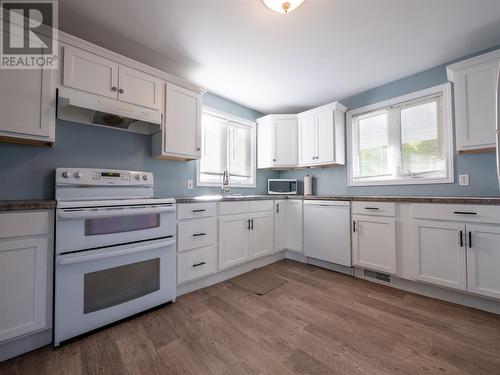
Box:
268;179;297;195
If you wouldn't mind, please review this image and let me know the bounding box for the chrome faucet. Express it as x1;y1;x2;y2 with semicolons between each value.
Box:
221;169;230;195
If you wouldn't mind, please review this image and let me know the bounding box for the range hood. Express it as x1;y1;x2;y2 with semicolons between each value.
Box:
57;87;161;135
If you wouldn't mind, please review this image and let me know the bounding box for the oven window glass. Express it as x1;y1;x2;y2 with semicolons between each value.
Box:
84;213;160;236
83;258;160;314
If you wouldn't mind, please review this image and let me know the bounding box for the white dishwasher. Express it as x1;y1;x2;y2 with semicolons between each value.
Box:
304;200;352;267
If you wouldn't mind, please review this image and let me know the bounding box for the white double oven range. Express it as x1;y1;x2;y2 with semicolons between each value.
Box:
54;168;176;346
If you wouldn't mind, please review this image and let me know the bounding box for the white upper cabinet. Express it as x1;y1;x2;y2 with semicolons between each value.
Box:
0;68;56;144
298;102;346;167
257;115;297;168
63;45;163;111
447;50;500;152
298;114;316;165
118;66;162;111
63;46;119;99
152;82;202;160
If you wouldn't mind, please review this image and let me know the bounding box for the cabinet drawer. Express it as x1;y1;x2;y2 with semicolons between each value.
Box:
352;202;395;217
177;245;217;284
177;218;216;252
177;203;216;220
219;200;273;216
412;204;500;224
0;211;49;239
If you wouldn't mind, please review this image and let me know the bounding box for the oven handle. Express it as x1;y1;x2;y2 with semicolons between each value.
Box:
58;205;176;220
58;239;176;265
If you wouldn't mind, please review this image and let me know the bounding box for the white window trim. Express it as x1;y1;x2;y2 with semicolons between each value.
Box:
346;83;454;187
196;106;257;188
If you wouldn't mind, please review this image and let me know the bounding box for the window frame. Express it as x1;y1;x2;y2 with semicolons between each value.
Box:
196;106;257;188
347;83;454;187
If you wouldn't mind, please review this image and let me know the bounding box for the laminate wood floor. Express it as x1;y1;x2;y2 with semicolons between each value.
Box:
2;259;500;375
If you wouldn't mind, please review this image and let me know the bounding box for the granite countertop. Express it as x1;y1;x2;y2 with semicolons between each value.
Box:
0;200;56;211
175;195;500;205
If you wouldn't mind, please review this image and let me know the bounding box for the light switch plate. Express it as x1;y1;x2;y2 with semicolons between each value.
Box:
458;174;470;186
187;179;193;189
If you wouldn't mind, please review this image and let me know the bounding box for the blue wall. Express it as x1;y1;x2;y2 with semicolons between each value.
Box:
280;47;500;197
0;93;278;200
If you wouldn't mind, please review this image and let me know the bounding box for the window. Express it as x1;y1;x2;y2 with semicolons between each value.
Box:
197;108;256;187
348;84;453;186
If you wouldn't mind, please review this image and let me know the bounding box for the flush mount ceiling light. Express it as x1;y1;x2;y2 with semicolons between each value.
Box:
262;0;304;14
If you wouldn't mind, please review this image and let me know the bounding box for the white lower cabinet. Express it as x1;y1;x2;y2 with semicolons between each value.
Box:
219;214;252;269
0;210;53;361
274;201;287;252
218;210;275;270
177;246;217;284
286;200;303;252
0;238;49;342
412;220;467;291
250;212;274;258
352;215;397;274
466;224;500;299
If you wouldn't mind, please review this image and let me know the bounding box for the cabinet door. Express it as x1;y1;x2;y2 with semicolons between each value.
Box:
316;109;335;163
0;68;55;142
164;82;201;158
274;118;298;166
0;238;48;342
63;45;119;99
251;212;274;258
218;214;251;269
412;221;466;290
298;115;316;165
118;66;162;110
466;224;500;299
353;215;396;274
274;201;287;252
286;200;303;252
257;117;273;169
454;59;499;151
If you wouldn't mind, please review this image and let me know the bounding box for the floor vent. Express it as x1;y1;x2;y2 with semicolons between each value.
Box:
364;269;391;283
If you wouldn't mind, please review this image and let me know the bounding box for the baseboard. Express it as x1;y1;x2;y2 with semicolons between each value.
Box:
0;329;52;362
285;250;354;276
285;249;307;263
354;268;500;315
306;257;354;276
176;251;287;297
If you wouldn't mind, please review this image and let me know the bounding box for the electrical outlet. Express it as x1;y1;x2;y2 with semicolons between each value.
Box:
187;179;193;189
458;174;470;187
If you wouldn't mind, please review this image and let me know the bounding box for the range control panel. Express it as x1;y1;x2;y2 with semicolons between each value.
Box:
55;168;154;186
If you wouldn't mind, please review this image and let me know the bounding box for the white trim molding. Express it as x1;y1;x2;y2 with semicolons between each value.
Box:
346;83;454;187
447;48;500;82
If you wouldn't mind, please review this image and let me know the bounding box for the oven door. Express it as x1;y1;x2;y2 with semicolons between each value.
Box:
56;204;176;253
54;237;176;345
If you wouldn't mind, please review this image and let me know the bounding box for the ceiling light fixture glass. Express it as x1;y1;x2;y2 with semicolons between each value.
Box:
262;0;304;14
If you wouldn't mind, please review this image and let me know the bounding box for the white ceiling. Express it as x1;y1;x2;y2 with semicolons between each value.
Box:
59;0;500;114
